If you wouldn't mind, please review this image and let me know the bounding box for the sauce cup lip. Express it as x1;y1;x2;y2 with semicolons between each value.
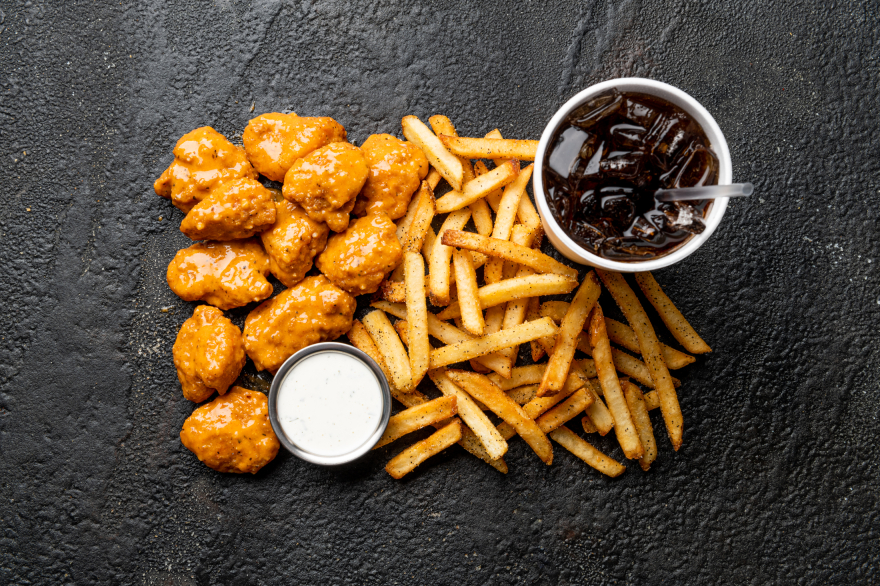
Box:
268;341;392;466
532;77;733;272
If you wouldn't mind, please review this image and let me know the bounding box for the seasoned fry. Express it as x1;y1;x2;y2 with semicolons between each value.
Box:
541;301;695;369
400;182;436;253
452;249;485;336
623;381;657;471
395;188;422;243
447;370;553;465
470;198;494;237
375;396;458;449
347;319;398;389
581;416;598;434
439;135;540;161
376;280;406;304
538;271;601;397
394;319;409;347
436;273;577;320
483;166;534;283
404;252;430;386
498;228;539;367
576;337;681;389
459;425;508;473
496;383;583;440
506;384;539;405
549;427;625;477
598;269;683;450
644;390;660;411
373;301;509;374
401;115;463;190
635;272;712;354
386;420;461;479
429;115;477;184
516;193;541;230
536;388;592;433
430;317;558;369
570;358;598;379
527;297;546;361
589;304;644;459
429;208;471;306
429;369;508;460
474;160;503;211
489;364;585;393
425;168;442;190
421;225;437;265
441;230;579;280
583;380;614;436
362;309;413;393
435;160;520;213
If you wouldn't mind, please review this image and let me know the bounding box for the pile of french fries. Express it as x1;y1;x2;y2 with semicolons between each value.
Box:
348;115;712;479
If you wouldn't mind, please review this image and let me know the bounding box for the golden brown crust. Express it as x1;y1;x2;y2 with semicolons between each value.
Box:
242;113;346;182
154;127;257;212
166;239;272;310
173;305;246;402
242;275;356;373
260;198;329;287
316;212;402;295
352;134;429;219
180;386;280;474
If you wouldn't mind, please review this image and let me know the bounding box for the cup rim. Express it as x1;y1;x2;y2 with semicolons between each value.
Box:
267;341;392;466
532;77;733;272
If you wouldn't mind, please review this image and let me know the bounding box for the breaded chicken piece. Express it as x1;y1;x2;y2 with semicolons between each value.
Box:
352;134;429;219
316;212;402;295
173;305;246;402
180;386;280;474
243;275;356;374
180;177;276;241
260;196;329;287
167;239;272;310
282;142;368;232
242;112;346;182
154;127;257;212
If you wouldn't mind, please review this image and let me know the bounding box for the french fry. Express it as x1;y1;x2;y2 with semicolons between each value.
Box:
497;227;539;367
430;317;558;369
589;304;644;459
581;416;598;434
404;252;430;386
541;301;695;369
489;364;585;393
570;358;599;379
474;160;503;211
459;425;508;473
549;426;625;478
429;208;471;306
527;297;545;361
575;337;681;389
362;309;413;393
441;230;579;280
447;370;553;465
347;319;398;390
634;272;712;354
583;379;614;436
429;115;476;183
421;226;437;265
435;160;520;213
439;135;540;161
506;384;539;405
429;369;508;460
394;319;409;347
396;184;424;242
425;168;442;190
386;420;461;479
516;193;541;230
623;381;657;471
452;249;485;336
536;388;592;434
436;273;577;320
495;383;584;440
372;301;509;375
401;115;464;190
483;166;534;283
375;396;458;449
470;198;494;237
538;272;601;397
400;182;436;253
598;270;683;450
376;280;406;303
644;390;660;411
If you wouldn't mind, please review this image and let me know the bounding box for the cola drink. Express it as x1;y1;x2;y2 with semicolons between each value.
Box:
543;89;718;260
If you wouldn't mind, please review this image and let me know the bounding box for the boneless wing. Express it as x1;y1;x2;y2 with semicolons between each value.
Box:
154;127;257;212
180;177;276;241
353;134;429;220
166;239;272;310
173;305;246;402
260;197;329;287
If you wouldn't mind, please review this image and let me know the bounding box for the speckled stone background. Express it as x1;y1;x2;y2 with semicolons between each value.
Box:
0;1;878;584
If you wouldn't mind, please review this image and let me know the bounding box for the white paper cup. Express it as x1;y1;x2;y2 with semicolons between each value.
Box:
532;78;733;272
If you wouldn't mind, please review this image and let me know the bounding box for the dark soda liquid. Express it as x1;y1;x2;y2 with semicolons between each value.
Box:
543;89;719;261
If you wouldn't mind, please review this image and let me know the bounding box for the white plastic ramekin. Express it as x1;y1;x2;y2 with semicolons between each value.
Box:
532;78;732;272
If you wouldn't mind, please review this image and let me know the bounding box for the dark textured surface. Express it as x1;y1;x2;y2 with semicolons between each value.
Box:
1;1;878;584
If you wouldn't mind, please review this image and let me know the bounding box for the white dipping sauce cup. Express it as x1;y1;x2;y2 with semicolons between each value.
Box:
533;78;733;272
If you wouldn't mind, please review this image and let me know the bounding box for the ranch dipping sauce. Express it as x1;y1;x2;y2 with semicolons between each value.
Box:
275;351;385;457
